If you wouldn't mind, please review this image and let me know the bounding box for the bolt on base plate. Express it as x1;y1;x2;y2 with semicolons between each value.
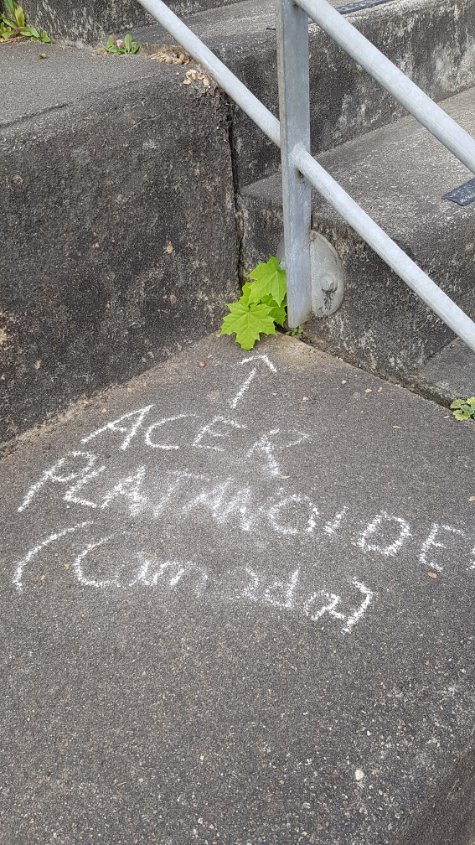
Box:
310;231;345;317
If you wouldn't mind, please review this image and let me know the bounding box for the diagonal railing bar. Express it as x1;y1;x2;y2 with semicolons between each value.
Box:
277;0;475;337
296;0;475;174
136;0;475;353
293;143;475;351
137;0;280;147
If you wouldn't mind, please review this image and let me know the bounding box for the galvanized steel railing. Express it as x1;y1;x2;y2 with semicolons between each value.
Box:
137;0;475;352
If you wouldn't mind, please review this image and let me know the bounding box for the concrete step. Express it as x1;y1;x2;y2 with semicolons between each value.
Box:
1;333;474;844
240;87;475;378
134;0;475;186
412;339;475;405
2;6;474;447
0;43;239;448
21;0;241;44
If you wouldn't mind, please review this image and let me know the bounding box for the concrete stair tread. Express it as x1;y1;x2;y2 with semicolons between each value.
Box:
242;86;475;246
133;0;345;45
1;333;474;844
134;0;277;44
413;339;475;403
1;0;384;126
1;42;175;127
132;0;475;188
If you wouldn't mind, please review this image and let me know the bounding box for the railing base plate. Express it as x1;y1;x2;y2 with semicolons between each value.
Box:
310;231;345;317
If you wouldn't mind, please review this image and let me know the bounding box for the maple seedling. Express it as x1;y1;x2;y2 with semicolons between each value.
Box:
220;256;287;350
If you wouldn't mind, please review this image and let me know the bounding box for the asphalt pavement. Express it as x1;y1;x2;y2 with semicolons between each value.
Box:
1;334;474;844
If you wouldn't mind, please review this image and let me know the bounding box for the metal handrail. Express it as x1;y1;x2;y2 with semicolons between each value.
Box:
137;0;475;353
137;0;281;146
297;0;475;174
293;143;475;346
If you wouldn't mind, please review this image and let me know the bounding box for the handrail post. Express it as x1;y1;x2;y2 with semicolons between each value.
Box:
277;0;313;328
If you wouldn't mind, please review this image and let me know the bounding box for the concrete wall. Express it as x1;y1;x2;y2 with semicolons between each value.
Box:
0;57;239;446
20;0;240;43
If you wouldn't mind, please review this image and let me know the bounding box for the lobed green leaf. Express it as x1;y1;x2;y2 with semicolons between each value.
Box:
248;256;287;307
220;297;276;350
220;255;288;350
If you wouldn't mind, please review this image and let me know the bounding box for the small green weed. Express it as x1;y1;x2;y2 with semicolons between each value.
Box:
0;0;50;42
220;256;287;350
105;33;140;54
450;397;475;421
286;325;304;339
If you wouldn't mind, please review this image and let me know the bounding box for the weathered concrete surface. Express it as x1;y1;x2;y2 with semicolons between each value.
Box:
0;42;191;125
136;0;475;186
20;0;240;43
413;340;475;404
0;334;474;844
241;87;475;377
0;44;239;447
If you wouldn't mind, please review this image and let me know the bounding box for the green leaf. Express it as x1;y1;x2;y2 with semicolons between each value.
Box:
286;325;304;338
451;397;475;420
220;297;276;350
122;32;140;53
261;294;286;327
239;282;253;304
0;23;14;39
105;34;120;52
14;3;25;26
39;29;50;41
248;256;287;307
4;0;16;15
22;24;39;37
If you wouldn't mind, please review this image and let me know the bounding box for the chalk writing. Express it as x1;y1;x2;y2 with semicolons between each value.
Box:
73;535;118;588
324;507;349;536
229;353;277;409
11;359;474;645
13;521;94;592
144;414;196;450
245;429;310;477
81;405;154;450
18;451;99;513
101;466;147;512
13;529;374;635
77;407;311;479
15;458;475;578
418;523;466;573
129;554;209;595
193;416;246;452
268;493;319;535
358;511;411;558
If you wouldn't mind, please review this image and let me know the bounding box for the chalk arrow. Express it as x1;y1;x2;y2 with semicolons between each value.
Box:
229;354;277;409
